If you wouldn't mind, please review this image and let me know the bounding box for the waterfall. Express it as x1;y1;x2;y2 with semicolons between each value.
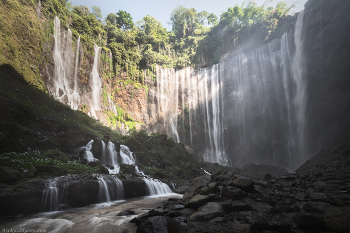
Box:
41;178;60;212
72;35;81;110
78;139;96;163
155;65;227;165
119;145;136;164
99;142;172;195
143;178;172;196
52;17;81;109
97;176;124;203
292;11;306;167
90;45;102;116
154;12;307;169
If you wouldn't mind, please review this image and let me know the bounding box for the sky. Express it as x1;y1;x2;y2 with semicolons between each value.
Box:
70;0;308;31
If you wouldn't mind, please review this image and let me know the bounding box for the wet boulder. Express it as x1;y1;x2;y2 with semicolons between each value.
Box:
118;210;137;216
137;216;186;233
324;206;350;233
293;212;327;230
232;177;254;192
222;186;241;200
131;209;164;225
188;202;225;222
185;194;215;209
183;174;211;200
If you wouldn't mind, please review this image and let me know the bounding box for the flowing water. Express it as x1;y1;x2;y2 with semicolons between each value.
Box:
152;12;306;169
49;13;306;170
1;194;181;233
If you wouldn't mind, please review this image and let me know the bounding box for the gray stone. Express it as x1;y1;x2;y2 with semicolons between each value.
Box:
324;206;350;233
185;194;214;208
222;186;241;200
232;177;254;192
188;202;225;222
137;216;186;233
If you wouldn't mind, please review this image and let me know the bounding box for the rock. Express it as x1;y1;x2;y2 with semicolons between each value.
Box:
188;202;225;222
232;177;254;192
88;160;102;167
131;209;164;225
275;202;294;213
266;215;292;233
324;206;350;233
250;201;273;213
57;204;71;211
293;212;327;230
175;186;188;194
0;166;23;184
118;210;137;216
199;186;212;195
120;164;137;175
185;194;214;208
215;171;236;182
183;174;211;200
105;164;114;170
243;211;270;231
137;216;186;233
99;165;109;174
173;216;187;223
231;201;253;211
34;166;67;176
308;192;329;201
302;202;330;213
209;217;224;223
171;205;184;210
222;186;241;200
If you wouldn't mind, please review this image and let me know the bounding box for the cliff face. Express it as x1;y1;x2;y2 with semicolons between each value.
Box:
303;0;350;153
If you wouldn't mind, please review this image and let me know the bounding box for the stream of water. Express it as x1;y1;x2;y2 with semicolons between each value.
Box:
0;194;181;233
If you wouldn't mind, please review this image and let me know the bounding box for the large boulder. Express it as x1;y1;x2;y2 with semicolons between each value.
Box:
188;202;225;222
222;186;241;200
137;216;186;233
183;174;211;200
0;166;23;184
232;177;254;192
324;206;350;233
185;194;215;209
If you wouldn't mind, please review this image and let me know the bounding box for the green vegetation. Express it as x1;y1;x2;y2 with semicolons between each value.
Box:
0;150;99;175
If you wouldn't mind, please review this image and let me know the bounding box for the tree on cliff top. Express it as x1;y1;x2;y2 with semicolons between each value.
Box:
116;10;134;30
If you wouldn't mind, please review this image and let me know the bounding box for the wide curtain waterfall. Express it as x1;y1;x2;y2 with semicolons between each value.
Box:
153;12;306;170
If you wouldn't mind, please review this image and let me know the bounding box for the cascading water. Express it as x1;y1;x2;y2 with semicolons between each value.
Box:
154;11;306;169
89;45;102;119
71;35;81;109
78;139;96;163
155;64;227;165
41;177;60;212
51;17;81;110
99;142;172;195
97;176;124;203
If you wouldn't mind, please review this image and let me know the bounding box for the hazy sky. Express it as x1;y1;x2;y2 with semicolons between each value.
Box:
70;0;307;30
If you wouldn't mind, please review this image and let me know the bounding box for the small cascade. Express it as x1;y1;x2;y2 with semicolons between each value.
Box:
78;140;96;163
97;176;124;203
143;178;172;196
119;145;136;164
105;141;120;174
41;178;60;212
